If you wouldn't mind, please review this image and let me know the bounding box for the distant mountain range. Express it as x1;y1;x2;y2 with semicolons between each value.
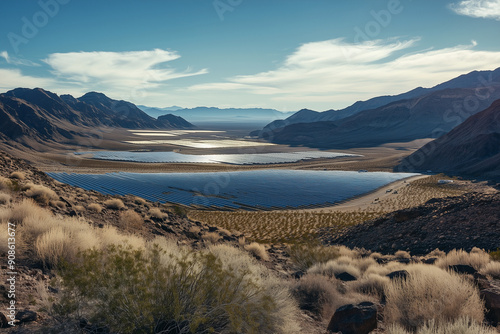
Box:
139;106;295;127
253;68;500;148
396;98;500;179
0;88;194;148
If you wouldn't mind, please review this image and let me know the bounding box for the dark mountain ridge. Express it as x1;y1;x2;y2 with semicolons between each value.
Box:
0;88;194;148
396;98;500;179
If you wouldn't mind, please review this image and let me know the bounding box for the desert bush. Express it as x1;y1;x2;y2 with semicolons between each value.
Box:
435;249;490;270
9;171;25;180
395;250;411;259
74;205;85;213
0;192;11;205
202;232;221;244
385;264;484;331
87;203;102;213
387;317;497;334
7;198;48;224
308;259;361;279
23;183;58;205
57;244;300;334
149;207;167;219
50;200;66;209
288;243;340;272
350;273;390;298
245;242;269;261
0;176;11;191
104;198;125;210
291;274;340;319
134;196;146;205
489;248;500;261
0;222;10;254
480;261;500;279
119;210;143;230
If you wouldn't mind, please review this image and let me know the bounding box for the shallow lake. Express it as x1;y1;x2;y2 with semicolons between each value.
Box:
75;151;360;165
48;170;419;210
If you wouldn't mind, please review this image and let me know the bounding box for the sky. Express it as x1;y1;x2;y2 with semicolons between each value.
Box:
0;0;500;112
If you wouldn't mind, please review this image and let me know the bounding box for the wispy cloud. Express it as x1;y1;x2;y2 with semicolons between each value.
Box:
0;68;53;91
188;38;500;108
449;0;500;20
0;51;40;66
43;49;208;98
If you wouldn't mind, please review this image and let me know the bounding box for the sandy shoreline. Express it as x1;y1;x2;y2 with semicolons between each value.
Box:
299;174;430;212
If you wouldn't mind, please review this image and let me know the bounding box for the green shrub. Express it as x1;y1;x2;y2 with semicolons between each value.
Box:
489;248;500;261
57;244;299;333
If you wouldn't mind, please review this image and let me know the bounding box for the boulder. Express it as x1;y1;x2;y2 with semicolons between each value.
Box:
448;264;477;275
386;270;409;280
335;272;357;282
15;310;37;323
327;302;377;334
481;287;500;325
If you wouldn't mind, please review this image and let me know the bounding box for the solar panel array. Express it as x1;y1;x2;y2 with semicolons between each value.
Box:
75;151;360;165
47;170;419;210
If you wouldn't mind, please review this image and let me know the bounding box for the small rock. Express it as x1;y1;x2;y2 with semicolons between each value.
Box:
327;302;377;334
448;264;477;275
335;272;357;282
423;257;437;264
386;270;409;280
481;287;500;325
15;310;37;323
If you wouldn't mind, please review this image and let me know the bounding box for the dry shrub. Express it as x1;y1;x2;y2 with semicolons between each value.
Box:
245;242;269;261
217;227;231;237
0;222;10;254
134;196;146;205
23;183;58;204
387;317;497;334
0;176;11;191
96;225;145;250
291;274;341;319
350;273;390;298
480;261;500;279
288;243;340;272
8;198;47;224
238;236;246;246
74;205;85;213
308;259;361;279
104;198;126;210
50;200;66;209
0;192;11;205
395;250;411;259
427;248;446;258
149;207;167;219
385;264;484;331
370;252;383;260
119;210;143;230
435;249;490;270
364;261;406;277
202;232;221;244
9;171;25;180
87;203;102;213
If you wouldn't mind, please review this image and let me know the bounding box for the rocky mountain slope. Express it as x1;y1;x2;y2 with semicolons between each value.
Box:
0;88;194;148
257;67;500;134
326;192;500;255
396;99;500;179
261;86;500;148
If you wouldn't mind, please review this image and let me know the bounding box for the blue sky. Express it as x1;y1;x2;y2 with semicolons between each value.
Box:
1;0;500;111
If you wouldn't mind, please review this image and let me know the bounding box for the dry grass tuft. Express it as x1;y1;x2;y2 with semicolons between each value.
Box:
74;205;85;213
9;171;25;180
0;176;12;192
385;264;484;331
480;261;500;279
395;250;411;259
245;242;270;261
0;192;11;205
291;274;341;319
435;249;490;270
104;198;126;210
87;203;102;213
50;200;66;209
202;232;221;244
308;259;361;279
134;196;146;205
149;207;168;219
349;273;390;298
23;183;58;205
119;210;143;230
